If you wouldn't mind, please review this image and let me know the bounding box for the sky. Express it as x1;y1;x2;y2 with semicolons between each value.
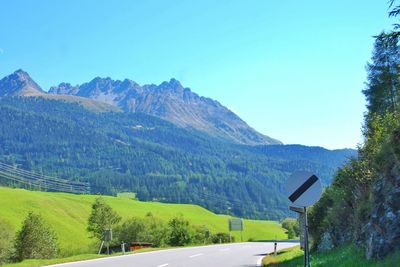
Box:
0;0;396;149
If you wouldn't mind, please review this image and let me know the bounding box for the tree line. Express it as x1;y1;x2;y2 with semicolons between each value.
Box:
87;197;233;249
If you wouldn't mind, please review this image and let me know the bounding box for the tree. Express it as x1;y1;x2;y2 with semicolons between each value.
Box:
390;0;400;36
167;216;192;246
87;197;121;240
14;212;58;260
363;32;400;116
142;213;169;247
0;219;14;264
115;217;146;243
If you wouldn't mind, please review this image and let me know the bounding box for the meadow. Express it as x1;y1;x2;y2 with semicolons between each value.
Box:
0;187;287;256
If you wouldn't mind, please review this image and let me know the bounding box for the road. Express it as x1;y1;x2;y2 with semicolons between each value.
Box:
49;242;298;267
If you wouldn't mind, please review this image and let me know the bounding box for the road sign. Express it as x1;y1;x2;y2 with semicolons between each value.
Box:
285;171;322;267
104;229;113;242
285;171;322;207
229;218;244;231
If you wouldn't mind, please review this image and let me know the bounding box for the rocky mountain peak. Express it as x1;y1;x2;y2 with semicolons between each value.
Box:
0;69;44;97
157;78;185;93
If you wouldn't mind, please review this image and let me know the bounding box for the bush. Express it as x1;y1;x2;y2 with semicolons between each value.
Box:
192;225;211;245
167;216;192;246
115;217;146;244
0;219;14;264
14;212;59;261
282;218;299;239
211;232;233;243
142;213;168;247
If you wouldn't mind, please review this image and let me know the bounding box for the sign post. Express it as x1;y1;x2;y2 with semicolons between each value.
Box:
228;218;244;242
285;171;322;267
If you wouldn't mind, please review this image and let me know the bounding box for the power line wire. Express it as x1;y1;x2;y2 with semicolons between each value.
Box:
0;162;90;194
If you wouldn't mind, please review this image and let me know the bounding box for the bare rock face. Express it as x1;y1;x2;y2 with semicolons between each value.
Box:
0;69;44;97
50;76;281;145
365;130;400;259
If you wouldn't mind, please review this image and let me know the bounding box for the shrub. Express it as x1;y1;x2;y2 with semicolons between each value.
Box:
142;213;168;247
282;218;299;239
115;217;146;244
192;225;211;245
0;219;14;264
211;232;233;243
167;216;192;246
14;212;59;261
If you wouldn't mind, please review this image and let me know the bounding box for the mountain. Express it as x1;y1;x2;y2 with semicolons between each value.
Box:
0;70;120;113
0;69;45;97
0;96;355;220
49;76;281;145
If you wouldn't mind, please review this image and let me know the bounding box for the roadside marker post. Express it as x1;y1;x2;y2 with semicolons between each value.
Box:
285;171;322;267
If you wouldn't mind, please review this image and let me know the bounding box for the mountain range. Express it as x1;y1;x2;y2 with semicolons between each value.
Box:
0;70;356;219
0;69;280;145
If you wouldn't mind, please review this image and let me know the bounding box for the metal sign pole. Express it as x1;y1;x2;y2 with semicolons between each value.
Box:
304;207;310;267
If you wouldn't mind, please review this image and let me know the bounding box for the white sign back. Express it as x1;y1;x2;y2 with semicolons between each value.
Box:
285;171;322;207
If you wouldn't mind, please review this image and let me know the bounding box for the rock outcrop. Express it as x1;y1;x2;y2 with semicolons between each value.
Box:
365;129;400;259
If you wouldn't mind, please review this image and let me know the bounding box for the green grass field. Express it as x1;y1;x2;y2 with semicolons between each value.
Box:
0;187;287;256
262;245;400;266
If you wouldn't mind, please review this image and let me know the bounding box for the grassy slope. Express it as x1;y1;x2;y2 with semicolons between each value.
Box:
262;245;400;267
0;187;286;256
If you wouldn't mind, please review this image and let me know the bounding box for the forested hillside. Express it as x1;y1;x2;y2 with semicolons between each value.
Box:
309;2;400;260
0;97;354;220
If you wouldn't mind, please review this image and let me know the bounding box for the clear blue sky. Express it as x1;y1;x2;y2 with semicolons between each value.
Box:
0;0;396;149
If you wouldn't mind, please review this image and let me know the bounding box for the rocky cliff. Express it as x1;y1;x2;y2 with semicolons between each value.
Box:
49;76;281;145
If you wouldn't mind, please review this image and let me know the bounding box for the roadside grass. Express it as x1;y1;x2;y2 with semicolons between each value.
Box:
262;245;400;267
0;187;287;256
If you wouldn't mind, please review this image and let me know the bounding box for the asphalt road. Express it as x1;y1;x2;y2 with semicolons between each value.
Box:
49;242;298;267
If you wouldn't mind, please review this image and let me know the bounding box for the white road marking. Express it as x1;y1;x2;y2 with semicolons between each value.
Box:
157;264;169;267
220;248;230;252
256;256;263;267
189;253;204;258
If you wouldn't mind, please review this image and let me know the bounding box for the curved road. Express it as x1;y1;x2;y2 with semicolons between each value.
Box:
49;242;298;267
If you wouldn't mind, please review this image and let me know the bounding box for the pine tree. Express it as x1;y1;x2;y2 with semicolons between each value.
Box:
363;32;400;115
